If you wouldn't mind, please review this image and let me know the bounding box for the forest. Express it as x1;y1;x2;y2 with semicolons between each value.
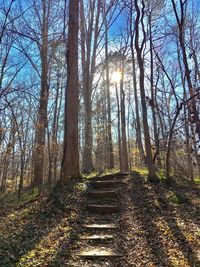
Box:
0;0;200;266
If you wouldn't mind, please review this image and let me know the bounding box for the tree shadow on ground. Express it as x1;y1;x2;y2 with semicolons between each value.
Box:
0;188;39;217
0;179;81;267
130;171;173;267
152;178;200;265
162;177;200;228
131;171;200;266
47;185;86;266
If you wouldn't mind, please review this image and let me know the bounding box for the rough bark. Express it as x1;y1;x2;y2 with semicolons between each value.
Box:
95;96;104;174
80;0;101;173
116;83;123;172
61;0;80;181
177;44;194;181
149;15;160;167
134;0;159;182
120;61;129;172
105;19;114;169
130;0;145;165
33;0;49;188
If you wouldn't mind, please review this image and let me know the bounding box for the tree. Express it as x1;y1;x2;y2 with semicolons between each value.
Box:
171;0;200;139
33;0;49;188
80;0;101;173
61;0;80;182
104;11;115;169
134;0;159;181
130;15;145;164
14;0;65;189
120;57;129;172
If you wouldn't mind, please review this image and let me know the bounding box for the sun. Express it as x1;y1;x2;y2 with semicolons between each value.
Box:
111;71;122;83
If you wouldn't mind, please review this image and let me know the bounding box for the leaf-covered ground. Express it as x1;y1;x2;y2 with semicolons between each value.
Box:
121;172;200;267
0;172;200;266
0;179;84;267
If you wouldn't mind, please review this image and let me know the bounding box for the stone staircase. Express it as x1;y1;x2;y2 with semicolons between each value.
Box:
76;172;129;263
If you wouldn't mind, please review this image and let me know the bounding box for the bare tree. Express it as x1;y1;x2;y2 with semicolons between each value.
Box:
134;0;159;181
171;0;200;139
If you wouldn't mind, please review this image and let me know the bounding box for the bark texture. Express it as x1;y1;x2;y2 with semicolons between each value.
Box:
61;0;80;181
134;0;158;181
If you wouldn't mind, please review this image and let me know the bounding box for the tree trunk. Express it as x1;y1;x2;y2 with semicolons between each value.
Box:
95;96;104;174
116;83;123;172
80;0;101;173
134;0;158;182
183;103;194;181
49;71;60;186
177;44;194;181
61;0;80;182
120;62;129;172
105;18;114;170
33;0;49;188
130;0;145;165
149;16;160;167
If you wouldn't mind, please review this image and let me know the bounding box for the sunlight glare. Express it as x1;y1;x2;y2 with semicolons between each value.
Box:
112;71;122;83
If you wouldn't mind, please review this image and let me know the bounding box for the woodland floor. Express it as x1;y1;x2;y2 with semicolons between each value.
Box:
0;171;200;267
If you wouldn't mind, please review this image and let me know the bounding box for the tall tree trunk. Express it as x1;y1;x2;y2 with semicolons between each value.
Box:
127;86;132;171
33;0;49;188
130;2;145;165
183;102;194;181
105;18;114;170
80;0;101;173
83;98;94;173
116;83;123;171
149;15;160;167
131;46;145;164
95;95;104;174
120;61;129;172
177;44;194;181
61;0;80;182
134;0;159;182
48;71;60;186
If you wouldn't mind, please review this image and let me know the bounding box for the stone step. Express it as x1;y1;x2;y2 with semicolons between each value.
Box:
83;223;118;230
80;234;114;241
118;172;130;176
87;199;118;206
87;204;120;214
78;248;122;259
92;174;117;181
87;190;118;199
89;180;122;189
